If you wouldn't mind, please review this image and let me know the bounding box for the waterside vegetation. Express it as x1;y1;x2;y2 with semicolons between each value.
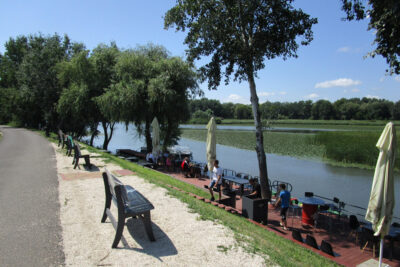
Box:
181;127;400;171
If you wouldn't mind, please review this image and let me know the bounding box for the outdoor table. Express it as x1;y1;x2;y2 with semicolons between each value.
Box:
297;196;325;226
222;175;250;196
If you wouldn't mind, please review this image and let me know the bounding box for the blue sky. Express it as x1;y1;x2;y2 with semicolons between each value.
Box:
1;0;399;104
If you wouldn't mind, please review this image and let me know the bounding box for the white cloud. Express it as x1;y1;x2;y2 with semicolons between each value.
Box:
351;88;360;93
380;76;385;82
395;76;400;82
307;93;319;99
258;92;275;97
315;78;362;88
337;46;350;53
224;94;250;104
366;95;380;99
279;91;287;95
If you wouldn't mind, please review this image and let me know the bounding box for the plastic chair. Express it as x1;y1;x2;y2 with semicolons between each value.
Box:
315;204;330;229
292;229;304;243
288;199;302;227
361;227;379;257
305;234;319;249
305;192;314;197
348;215;361;244
320;240;335;256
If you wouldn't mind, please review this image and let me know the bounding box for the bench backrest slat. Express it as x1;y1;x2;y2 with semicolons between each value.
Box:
105;168;123;198
74;141;81;157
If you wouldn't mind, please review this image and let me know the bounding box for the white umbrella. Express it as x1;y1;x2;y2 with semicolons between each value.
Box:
365;122;396;267
151;117;160;161
206;117;216;177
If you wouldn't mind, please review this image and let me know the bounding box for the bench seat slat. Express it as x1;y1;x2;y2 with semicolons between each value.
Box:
123;185;154;215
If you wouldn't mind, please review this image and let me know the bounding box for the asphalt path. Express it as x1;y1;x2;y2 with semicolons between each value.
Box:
0;126;64;266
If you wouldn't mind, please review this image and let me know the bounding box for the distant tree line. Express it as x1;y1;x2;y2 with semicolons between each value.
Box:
189;97;399;122
0;33;200;150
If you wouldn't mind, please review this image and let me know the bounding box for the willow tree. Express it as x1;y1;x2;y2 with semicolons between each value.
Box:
165;0;317;199
97;45;199;151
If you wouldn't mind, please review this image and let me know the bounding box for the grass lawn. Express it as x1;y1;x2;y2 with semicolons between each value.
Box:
42;131;339;267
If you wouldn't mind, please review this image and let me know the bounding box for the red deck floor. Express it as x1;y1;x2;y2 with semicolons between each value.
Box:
155;168;400;267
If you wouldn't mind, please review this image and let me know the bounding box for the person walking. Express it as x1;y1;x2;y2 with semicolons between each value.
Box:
275;184;291;230
208;160;222;201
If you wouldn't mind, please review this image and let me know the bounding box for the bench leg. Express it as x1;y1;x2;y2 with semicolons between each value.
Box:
112;213;126;248
101;172;112;223
140;211;155;242
101;202;111;223
73;157;80;169
84;156;91;169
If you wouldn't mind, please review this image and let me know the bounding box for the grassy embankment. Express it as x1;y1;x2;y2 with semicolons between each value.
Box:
41;130;338;267
181;121;400;171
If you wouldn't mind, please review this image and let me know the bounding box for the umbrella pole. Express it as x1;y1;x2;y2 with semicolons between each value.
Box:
379;238;383;267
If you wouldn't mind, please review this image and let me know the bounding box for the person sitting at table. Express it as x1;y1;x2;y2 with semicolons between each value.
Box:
146;152;154;163
248;178;261;198
166;154;173;172
274;183;291;230
181;157;190;178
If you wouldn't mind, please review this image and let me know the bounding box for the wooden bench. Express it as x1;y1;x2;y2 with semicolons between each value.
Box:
101;169;155;248
65;135;74;156
57;129;65;148
72;141;91;169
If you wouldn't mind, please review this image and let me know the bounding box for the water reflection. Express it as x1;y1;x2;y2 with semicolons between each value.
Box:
89;123;400;219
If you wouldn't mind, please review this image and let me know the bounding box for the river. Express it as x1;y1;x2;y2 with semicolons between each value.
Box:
88;123;400;220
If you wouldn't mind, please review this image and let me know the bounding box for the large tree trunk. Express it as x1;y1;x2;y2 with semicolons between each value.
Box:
247;73;271;200
89;123;99;147
145;119;152;152
101;121;115;150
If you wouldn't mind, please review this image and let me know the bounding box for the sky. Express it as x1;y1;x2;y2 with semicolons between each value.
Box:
1;0;399;104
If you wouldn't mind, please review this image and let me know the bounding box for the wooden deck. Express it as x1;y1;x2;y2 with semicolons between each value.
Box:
154;167;400;267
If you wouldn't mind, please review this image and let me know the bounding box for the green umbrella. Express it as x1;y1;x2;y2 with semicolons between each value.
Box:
365;122;396;266
206;117;216;176
151;117;160;159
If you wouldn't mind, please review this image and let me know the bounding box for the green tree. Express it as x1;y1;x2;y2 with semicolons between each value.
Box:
234;104;252;119
0;36;28;89
393;100;400;120
311;100;334;120
341;0;400;74
98;45;199;151
221;102;235;118
90;43;120;149
56;50;97;138
15;33;82;134
165;0;317;199
56;43;119;149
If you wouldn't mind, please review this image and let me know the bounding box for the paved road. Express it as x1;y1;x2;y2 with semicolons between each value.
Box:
0;126;64;266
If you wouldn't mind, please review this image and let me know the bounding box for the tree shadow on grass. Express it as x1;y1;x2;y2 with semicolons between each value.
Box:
117;217;178;262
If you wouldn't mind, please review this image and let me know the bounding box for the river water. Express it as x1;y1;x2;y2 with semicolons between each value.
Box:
89;123;400;220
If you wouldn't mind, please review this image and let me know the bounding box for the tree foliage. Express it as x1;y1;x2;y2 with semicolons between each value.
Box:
97;45;199;151
341;0;400;74
188;97;395;121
